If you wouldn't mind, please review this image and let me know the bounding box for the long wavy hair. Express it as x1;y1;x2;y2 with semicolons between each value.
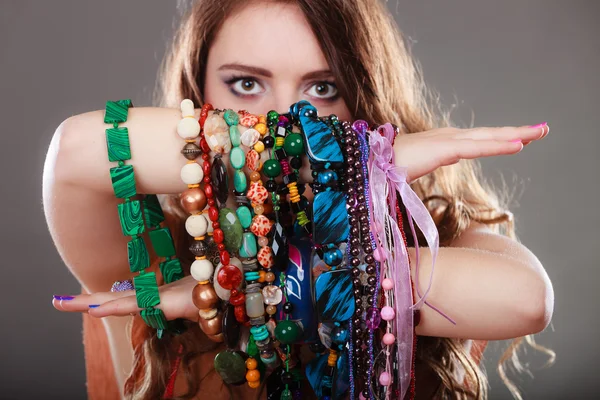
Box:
123;0;555;398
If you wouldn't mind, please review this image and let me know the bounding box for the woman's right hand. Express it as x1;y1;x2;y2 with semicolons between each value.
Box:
52;274;200;322
393;123;549;183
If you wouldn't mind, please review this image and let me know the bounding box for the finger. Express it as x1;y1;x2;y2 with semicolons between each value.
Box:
439;139;523;166
52;291;134;313
88;294;143;318
456;125;546;142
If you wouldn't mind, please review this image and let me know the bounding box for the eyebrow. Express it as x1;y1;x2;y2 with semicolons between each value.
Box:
218;63;334;81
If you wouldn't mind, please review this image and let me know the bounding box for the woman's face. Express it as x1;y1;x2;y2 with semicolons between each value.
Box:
204;2;352;121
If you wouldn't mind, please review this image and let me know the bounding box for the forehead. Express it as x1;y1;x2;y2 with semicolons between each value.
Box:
208;2;331;75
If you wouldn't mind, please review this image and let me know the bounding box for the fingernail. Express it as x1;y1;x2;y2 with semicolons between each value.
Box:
528;122;547;128
88;304;100;308
53;295;75;300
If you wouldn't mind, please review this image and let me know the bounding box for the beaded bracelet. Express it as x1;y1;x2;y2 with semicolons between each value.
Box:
177;99;224;342
103;99;185;338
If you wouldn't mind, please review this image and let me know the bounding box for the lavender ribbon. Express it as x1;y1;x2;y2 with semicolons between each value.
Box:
367;124;456;400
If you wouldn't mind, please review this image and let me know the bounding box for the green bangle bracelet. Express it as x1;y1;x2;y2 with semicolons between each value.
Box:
104;99;186;338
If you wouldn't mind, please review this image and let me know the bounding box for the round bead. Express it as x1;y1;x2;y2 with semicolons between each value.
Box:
185;214;208;237
246;369;260;382
257;236;269;247
274;320;302;344
382;332;396;345
263;159;282;178
190;258;214;281
249;171;261;182
177;117;200;140
192;283;219;309
217;264;243;290
198;312;222;336
180;188;207;214
253;141;265;153
266;305;277;315
264;272;275;283
254;123;267;135
248;380;260;389
379;372;392;386
246;358;258;370
381;306;395;321
382;278;394;290
283;133;304;156
263;135;274;148
180;162;204;185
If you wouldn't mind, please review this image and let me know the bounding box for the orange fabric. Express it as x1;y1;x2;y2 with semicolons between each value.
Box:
82;296;121;400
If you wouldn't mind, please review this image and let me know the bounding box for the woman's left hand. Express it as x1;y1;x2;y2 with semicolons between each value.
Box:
52;274;200;322
393;123;549;183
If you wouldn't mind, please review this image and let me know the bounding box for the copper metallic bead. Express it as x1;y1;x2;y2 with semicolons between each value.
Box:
266;305;277;315
180;187;207;214
249;171;261;182
207;332;225;343
192;283;219;309
199;311;223;336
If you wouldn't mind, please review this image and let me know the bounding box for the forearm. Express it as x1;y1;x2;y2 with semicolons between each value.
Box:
411;244;553;340
59;106;198;195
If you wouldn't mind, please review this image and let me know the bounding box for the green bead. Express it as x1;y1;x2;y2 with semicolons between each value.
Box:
239;232;257;258
233;169;247;193
223;109;239;126
127;236;150;273
219;208;243;253
274;320;301;345
283;133;304;156
229;125;241;147
149;227;176;257
104;99;132;124
280;389;293;400
214;351;247;384
236;206;252;229
141;307;167;330
142;194;165;228
110;164;137;198
267;110;279;125
117;199;145;236
105;127;131;161
160;258;184;284
230;147;245;169
134;271;160;308
263;159;282;178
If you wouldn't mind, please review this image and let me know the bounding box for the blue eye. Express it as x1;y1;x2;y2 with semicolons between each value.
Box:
306;81;338;100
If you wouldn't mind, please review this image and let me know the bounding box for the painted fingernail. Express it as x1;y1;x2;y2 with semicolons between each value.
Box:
528;122;547;128
53;295;75;300
88;304;101;308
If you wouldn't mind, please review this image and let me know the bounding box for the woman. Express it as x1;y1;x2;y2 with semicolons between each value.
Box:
44;0;554;399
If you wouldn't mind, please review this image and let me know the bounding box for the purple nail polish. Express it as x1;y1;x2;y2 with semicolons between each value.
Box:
53;295;75;300
88;304;100;308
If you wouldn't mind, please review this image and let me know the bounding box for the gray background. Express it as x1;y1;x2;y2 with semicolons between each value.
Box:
1;0;597;398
